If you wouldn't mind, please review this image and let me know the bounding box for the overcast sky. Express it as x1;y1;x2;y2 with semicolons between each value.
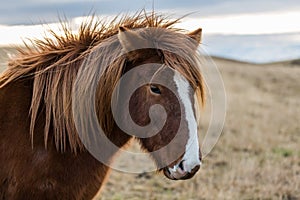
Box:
1;0;300;25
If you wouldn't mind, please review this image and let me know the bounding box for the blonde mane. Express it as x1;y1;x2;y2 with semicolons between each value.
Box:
0;11;205;153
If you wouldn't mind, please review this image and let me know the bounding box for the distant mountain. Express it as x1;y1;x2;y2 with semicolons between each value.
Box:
291;59;300;66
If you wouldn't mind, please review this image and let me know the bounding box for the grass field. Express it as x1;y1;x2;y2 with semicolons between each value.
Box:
1;48;299;200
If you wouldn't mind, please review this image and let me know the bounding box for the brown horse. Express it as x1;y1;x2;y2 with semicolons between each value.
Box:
0;12;205;199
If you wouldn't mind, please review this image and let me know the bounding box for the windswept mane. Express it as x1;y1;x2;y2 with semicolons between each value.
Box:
0;11;205;153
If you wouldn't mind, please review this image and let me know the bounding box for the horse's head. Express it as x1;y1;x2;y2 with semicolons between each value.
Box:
115;27;204;180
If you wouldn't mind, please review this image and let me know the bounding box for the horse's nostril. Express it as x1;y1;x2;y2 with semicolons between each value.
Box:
178;160;185;171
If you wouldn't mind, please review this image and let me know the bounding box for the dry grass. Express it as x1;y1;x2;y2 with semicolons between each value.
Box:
1;48;299;199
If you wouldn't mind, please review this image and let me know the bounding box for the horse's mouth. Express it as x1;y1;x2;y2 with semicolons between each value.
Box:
162;164;200;180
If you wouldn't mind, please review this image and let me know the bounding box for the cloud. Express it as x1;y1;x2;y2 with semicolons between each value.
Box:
0;0;300;25
178;11;300;35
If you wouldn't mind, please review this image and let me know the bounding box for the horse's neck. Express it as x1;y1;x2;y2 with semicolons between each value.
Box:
0;78;135;198
0;78;50;151
0;78;33;127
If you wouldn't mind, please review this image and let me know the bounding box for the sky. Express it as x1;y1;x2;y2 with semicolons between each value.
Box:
0;0;300;63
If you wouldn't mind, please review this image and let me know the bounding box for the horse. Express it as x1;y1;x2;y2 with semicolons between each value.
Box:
0;12;205;199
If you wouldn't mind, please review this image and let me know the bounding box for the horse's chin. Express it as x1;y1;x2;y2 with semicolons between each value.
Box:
162;166;198;180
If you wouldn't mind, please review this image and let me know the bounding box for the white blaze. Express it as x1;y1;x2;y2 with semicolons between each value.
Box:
173;71;201;173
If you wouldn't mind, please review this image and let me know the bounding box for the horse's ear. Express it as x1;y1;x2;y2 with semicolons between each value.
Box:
118;26;149;52
187;28;202;44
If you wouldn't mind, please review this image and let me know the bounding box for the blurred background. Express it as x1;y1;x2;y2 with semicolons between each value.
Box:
0;1;299;199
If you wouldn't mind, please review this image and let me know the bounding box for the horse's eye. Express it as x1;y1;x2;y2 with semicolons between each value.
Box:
150;85;161;94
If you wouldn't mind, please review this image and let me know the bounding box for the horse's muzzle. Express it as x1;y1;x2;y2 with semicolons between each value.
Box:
163;160;201;180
